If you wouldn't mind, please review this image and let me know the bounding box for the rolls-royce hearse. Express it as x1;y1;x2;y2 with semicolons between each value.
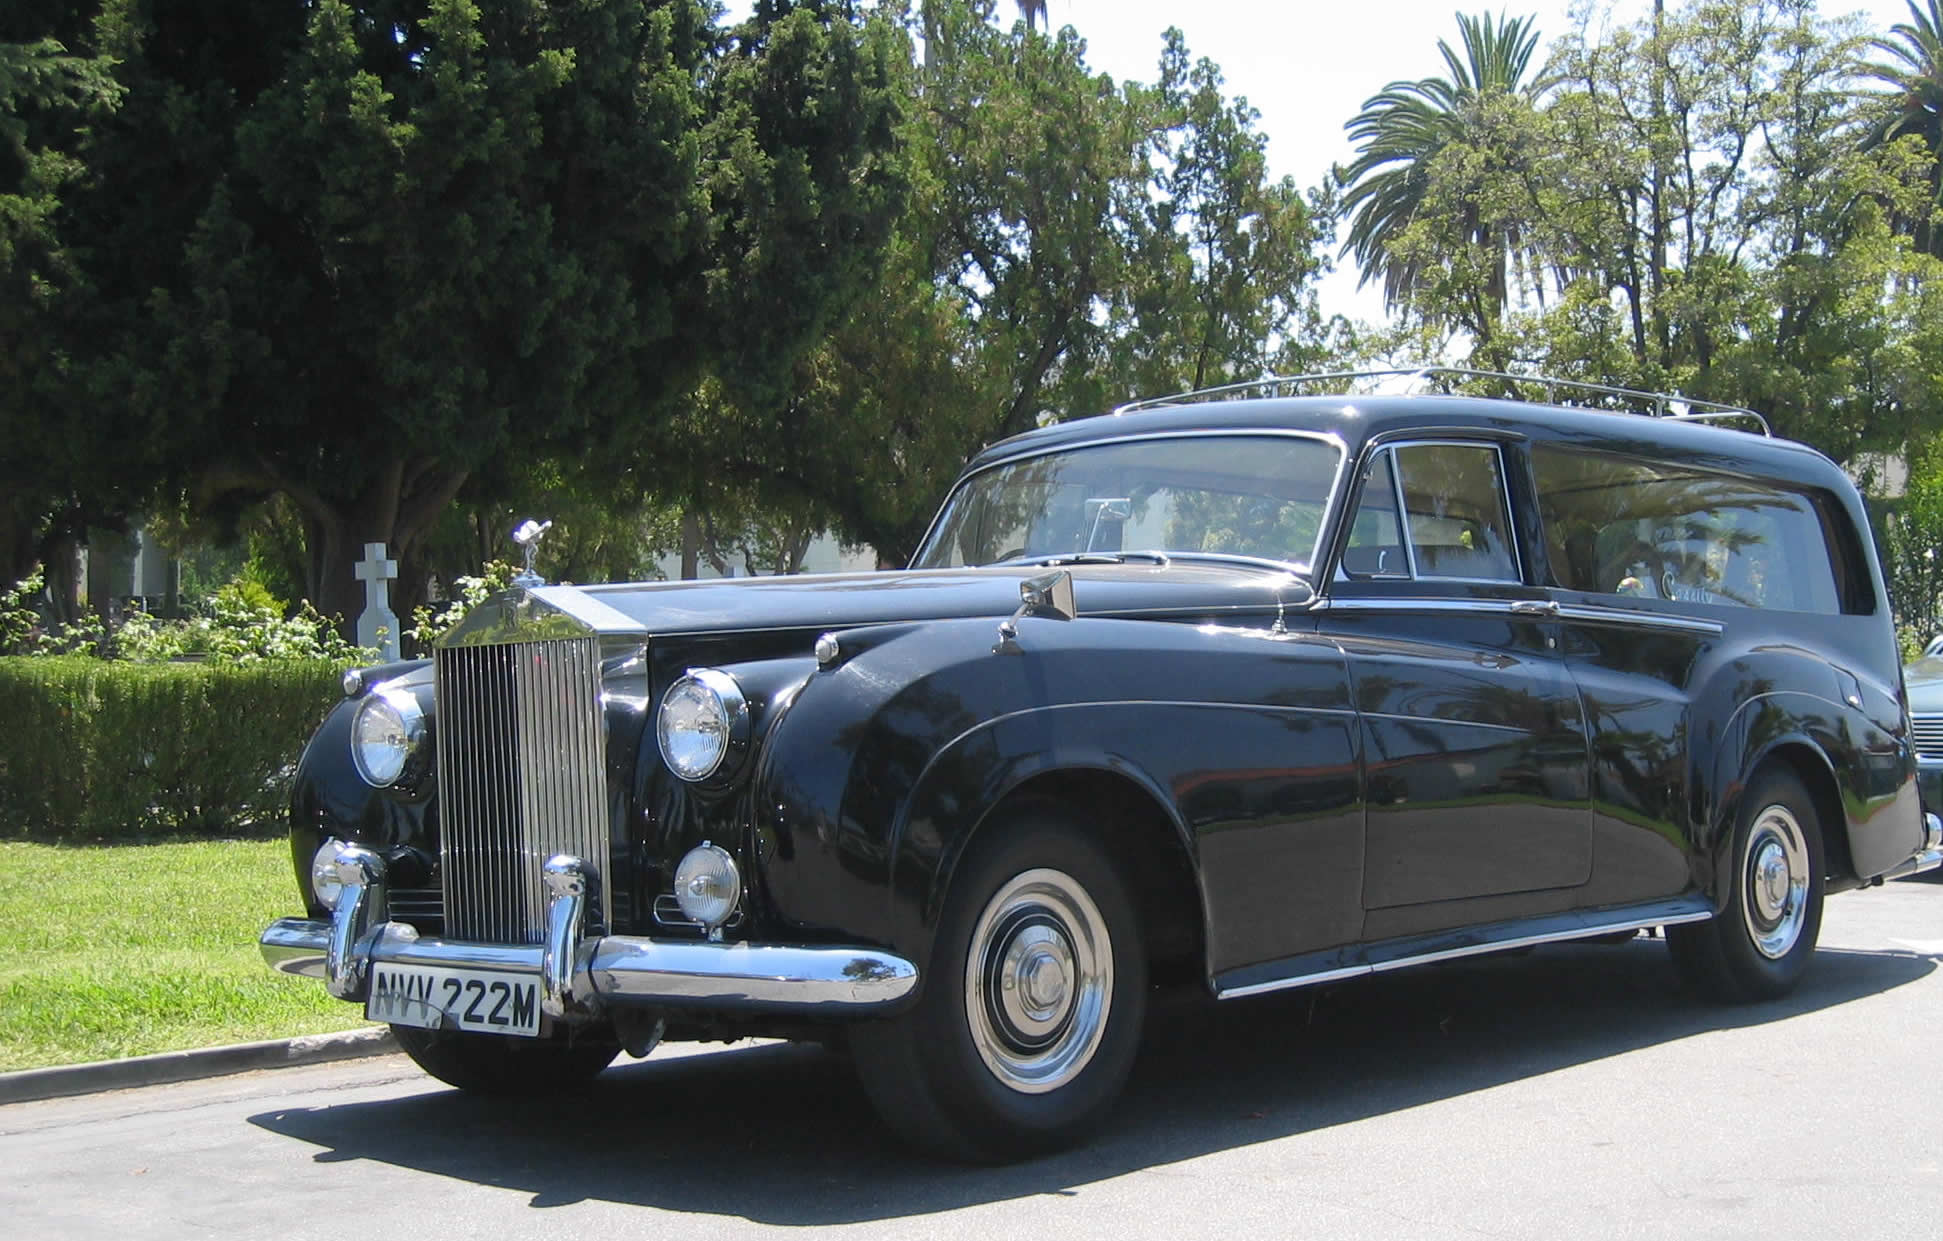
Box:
262;370;1941;1161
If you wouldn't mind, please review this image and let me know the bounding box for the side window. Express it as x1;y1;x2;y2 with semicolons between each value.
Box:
1342;443;1520;582
1531;445;1843;614
1343;451;1407;577
1392;443;1519;582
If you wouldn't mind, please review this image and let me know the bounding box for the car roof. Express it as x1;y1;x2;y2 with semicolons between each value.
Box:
966;394;1848;493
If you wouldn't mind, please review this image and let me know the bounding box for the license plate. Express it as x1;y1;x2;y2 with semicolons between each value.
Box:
366;963;541;1037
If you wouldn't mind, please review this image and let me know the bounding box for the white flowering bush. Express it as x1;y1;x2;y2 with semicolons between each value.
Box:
407;560;519;648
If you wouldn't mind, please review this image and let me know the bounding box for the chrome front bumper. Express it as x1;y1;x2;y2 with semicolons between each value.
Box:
261;846;919;1020
1880;811;1943;883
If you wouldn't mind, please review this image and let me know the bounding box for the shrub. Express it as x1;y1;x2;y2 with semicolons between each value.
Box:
115;583;370;663
0;657;343;839
408;559;518;648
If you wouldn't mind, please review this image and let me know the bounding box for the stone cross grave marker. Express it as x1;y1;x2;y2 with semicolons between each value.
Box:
355;542;400;661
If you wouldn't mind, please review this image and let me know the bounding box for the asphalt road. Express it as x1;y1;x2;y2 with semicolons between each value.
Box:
6;876;1939;1241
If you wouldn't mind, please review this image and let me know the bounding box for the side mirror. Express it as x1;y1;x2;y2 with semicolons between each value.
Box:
1017;570;1077;622
995;569;1076;653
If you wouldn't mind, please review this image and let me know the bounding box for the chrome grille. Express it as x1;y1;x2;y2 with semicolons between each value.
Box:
1916;714;1943;763
435;638;610;944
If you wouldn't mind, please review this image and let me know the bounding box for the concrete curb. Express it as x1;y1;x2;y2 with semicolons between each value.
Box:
0;1026;399;1107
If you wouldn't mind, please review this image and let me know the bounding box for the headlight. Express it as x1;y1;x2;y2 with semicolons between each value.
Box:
310;838;346;909
350;685;427;787
656;668;750;783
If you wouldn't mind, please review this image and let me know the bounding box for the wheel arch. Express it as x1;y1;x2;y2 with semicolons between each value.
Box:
1721;738;1850;895
906;753;1208;990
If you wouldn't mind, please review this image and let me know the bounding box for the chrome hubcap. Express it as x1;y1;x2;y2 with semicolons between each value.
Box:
1741;805;1809;960
965;867;1112;1094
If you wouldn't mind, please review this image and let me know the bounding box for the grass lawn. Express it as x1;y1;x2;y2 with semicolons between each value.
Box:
0;838;373;1073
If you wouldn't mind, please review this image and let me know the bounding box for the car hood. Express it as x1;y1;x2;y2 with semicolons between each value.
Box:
1908;655;1943;714
567;564;1304;637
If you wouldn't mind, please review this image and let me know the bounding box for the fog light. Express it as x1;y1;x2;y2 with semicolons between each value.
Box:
673;843;741;934
310;838;347;909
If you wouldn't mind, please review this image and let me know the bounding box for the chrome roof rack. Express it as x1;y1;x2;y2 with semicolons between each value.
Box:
1111;367;1772;435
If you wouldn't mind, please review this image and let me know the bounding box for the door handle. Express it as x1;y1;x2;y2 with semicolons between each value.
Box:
1510;600;1560;617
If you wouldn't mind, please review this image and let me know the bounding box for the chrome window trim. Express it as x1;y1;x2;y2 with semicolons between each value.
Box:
910;428;1350;578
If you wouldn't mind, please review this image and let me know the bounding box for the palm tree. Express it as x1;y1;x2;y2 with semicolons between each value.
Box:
1336;12;1544;333
1860;0;1943;257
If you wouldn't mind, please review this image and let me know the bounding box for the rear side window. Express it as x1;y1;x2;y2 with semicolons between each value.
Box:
1343;442;1519;582
1532;445;1843;614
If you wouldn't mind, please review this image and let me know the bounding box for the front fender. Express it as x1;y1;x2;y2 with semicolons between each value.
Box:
753;615;1361;974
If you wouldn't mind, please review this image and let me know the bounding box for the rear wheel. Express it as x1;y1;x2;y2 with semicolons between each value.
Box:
390;1025;619;1095
1667;767;1824;1002
851;806;1146;1162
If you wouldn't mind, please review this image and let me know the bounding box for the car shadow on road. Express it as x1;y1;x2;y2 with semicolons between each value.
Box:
248;938;1935;1221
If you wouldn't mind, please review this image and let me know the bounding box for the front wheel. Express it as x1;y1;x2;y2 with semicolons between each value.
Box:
390;1024;619;1095
1666;767;1825;1002
851;807;1147;1162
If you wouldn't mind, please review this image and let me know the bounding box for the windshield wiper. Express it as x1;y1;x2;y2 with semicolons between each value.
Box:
986;551;1172;568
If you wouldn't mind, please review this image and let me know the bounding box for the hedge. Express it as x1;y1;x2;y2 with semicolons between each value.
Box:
0;657;343;839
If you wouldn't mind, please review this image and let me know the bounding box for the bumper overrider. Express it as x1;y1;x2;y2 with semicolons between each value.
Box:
260;845;919;1022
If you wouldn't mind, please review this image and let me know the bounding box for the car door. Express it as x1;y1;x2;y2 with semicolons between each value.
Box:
1315;437;1594;928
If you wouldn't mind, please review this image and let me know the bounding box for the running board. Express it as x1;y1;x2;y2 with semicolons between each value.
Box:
1213;896;1714;1001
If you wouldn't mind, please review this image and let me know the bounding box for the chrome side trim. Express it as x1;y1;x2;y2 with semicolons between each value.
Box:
1218;964;1367;999
1316;597;1549;618
1317;596;1726;638
259;919;920;1015
1553;603;1725;637
1213;899;1714;1000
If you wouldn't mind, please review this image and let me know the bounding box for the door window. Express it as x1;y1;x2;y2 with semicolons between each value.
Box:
1342;443;1520;583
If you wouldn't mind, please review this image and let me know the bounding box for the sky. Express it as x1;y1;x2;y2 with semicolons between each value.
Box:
726;1;1927;323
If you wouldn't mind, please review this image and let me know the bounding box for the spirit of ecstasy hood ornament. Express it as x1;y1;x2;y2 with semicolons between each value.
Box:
511;518;553;587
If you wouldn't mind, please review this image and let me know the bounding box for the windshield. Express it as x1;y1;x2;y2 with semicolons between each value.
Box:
912;434;1342;573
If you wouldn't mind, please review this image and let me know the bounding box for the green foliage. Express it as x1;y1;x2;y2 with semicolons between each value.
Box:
694;4;1330;565
17;0;904;627
0;656;344;838
114;585;371;663
0;566;49;654
1337;11;1545;342
1883;438;1943;640
407;558;518;646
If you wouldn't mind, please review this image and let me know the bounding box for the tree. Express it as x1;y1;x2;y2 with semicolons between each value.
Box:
0;3;123;591
1336;11;1545;347
45;0;904;627
1107;31;1324;398
1860;0;1943;256
691;15;1328;566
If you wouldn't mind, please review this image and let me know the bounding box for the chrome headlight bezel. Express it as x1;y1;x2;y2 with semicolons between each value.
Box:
350;684;428;788
656;668;751;784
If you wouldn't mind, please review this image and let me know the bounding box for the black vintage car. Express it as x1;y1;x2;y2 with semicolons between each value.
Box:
1909;642;1943;819
262;370;1941;1161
